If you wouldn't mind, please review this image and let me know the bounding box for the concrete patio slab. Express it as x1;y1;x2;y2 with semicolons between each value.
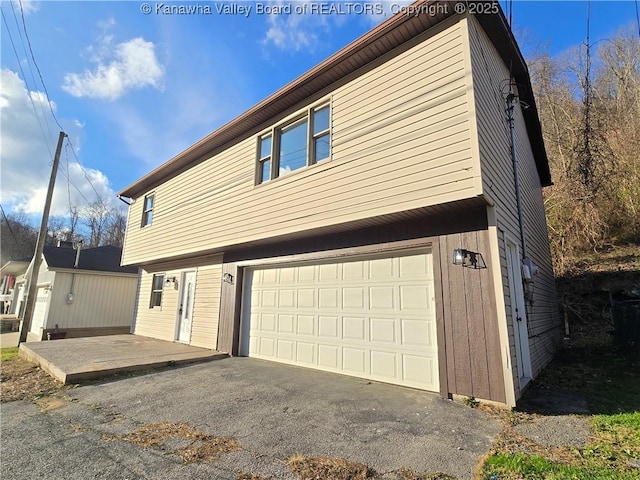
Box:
18;334;226;384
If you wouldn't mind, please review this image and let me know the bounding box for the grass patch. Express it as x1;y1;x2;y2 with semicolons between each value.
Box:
480;338;640;479
1;347;19;361
106;421;240;464
484;452;638;480
534;337;640;414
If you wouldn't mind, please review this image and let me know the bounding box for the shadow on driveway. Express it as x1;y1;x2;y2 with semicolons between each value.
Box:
3;357;502;479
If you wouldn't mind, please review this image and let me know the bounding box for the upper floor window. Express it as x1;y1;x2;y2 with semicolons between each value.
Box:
257;103;331;184
149;274;164;308
141;193;154;227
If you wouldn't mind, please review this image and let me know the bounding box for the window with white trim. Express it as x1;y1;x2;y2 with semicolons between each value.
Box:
142;193;154;227
257;103;331;184
149;274;164;308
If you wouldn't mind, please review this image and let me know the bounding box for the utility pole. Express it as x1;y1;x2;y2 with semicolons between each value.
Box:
19;131;67;343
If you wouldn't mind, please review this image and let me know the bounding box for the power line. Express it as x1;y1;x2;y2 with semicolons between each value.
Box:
65;138;104;201
9;0;56;146
17;0;64;132
0;6;54;158
0;204;20;247
13;0;104;203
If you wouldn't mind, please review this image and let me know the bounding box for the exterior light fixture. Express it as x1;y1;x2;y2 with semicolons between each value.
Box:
452;249;482;269
164;276;177;285
222;273;234;284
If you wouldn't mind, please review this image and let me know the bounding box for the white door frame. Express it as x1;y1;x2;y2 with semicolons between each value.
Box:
176;271;196;344
505;236;532;387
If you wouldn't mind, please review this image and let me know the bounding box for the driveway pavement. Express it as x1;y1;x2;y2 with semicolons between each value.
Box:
1;358;501;479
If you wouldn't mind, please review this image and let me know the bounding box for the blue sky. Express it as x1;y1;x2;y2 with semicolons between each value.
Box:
1;0;637;223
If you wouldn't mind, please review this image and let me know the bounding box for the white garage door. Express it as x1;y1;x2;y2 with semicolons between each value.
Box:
241;249;439;391
30;287;49;334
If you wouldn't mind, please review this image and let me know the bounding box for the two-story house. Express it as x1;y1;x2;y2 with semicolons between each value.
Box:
118;2;560;407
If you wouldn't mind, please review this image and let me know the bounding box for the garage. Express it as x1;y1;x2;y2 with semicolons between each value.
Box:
30;287;49;335
240;249;439;391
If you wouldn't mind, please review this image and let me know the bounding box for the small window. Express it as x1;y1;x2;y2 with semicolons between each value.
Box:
142;193;154;227
149;274;164;308
258;135;272;183
312;105;330;163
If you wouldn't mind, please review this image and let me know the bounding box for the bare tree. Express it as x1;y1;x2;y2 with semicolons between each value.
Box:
0;212;37;265
83;198;113;247
104;208;127;247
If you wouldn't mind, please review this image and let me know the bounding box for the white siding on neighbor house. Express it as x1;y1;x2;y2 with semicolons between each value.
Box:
45;272;137;330
466;16;560;399
133;255;223;349
122;17;481;266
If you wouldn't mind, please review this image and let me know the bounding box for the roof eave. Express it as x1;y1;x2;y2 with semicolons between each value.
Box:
118;1;551;197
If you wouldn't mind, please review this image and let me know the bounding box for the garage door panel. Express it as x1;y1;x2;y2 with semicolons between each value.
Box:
296;315;314;335
343;287;365;309
371;351;397;378
343;347;366;373
370;318;396;343
319;316;339;337
343;260;365;279
319;264;339;281
277;339;295;360
370;286;395;309
297;289;315;308
369;257;394;278
242;249;439;392
319;288;338;308
399;252;433;278
403;354;437;389
343;317;365;340
278;314;295;333
318;344;339;368
296;342;315;364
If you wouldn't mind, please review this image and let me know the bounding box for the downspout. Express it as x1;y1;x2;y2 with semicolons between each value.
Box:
507;92;527;259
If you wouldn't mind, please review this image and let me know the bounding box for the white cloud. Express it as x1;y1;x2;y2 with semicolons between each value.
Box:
17;0;38;15
262;1;328;52
0;69;116;217
62;32;164;100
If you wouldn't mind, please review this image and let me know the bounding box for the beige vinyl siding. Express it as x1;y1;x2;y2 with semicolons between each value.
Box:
133;255;223;348
45;272;137;330
466;16;560;398
122;17;480;266
134;270;181;342
190;263;222;349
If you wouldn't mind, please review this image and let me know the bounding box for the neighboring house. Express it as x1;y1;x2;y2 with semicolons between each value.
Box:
118;3;560;406
23;243;138;341
0;259;29;317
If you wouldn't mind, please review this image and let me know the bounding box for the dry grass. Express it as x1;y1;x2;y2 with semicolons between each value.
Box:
106;421;240;464
394;469;456;480
285;455;456;480
287;454;375;480
236;474;272;480
0;356;63;402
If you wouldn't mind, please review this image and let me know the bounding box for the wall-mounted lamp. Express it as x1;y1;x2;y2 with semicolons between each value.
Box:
164;276;177;286
452;248;485;269
222;273;234;284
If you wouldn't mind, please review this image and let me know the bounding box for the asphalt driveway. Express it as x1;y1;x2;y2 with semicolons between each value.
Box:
1;357;501;479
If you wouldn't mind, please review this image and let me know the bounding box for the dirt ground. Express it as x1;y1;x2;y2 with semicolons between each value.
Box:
0;356;63;402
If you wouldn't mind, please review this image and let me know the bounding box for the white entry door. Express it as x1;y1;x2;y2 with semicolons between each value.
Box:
177;271;196;343
506;239;532;387
241;249;439;391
